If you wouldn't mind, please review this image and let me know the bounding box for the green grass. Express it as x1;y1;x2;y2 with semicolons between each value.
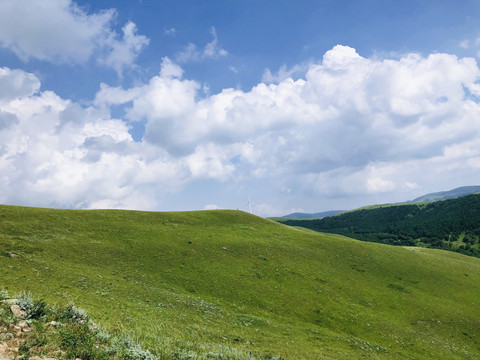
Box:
1;205;480;359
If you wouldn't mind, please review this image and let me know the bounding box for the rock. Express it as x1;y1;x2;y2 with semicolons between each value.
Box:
10;304;26;318
13;325;22;333
17;321;28;328
16;321;33;333
0;299;17;305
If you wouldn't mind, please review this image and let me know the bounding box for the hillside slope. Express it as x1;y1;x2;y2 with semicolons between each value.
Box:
0;205;479;359
284;193;480;258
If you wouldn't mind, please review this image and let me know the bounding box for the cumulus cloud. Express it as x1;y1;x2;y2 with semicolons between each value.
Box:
96;45;480;211
176;27;228;63
0;70;181;209
0;67;41;100
2;45;480;215
159;57;184;78
0;0;148;73
98;22;149;76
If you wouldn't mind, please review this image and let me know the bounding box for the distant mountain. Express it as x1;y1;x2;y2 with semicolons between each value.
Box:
283;210;345;219
282;193;480;258
412;185;480;202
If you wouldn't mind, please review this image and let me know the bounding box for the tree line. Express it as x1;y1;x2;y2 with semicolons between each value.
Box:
283;194;480;258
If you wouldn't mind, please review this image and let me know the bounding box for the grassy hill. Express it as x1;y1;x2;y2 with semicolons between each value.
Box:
283;193;480;258
0;205;480;359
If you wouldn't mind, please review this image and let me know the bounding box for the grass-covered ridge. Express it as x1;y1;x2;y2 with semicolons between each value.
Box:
1;205;480;359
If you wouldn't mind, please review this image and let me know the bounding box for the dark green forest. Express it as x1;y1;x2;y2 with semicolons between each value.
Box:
283;194;480;257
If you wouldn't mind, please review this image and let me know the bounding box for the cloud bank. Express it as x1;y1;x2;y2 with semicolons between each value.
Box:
1;45;480;215
0;0;148;74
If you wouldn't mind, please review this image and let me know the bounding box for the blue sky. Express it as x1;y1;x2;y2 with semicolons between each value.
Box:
1;0;480;216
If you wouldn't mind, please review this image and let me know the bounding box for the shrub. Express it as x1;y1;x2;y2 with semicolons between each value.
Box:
124;343;157;360
107;335;157;360
0;287;9;300
57;302;89;323
96;326;111;343
18;339;32;356
15;291;47;319
15;291;34;311
29;299;48;320
58;321;108;360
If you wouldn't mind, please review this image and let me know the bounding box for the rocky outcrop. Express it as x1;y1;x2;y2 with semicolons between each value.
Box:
0;321;56;360
9;305;25;319
0;301;50;359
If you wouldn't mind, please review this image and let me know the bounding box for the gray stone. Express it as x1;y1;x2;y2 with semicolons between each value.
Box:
10;304;26;318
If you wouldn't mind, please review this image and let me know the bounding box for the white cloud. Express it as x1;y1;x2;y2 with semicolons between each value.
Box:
98;22;149;76
459;39;470;49
0;69;181;209
176;27;228;63
160;57;184;78
176;43;199;63
164;27;177;36
2;44;480;215
204;27;228;58
204;204;219;210
97;46;480;193
0;0;148;73
0;68;40;101
262;62;311;83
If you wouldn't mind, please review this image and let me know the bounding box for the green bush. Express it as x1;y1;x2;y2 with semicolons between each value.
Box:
58;321;108;360
107;335;157;360
56;302;89;323
15;291;47;320
0;287;9;301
